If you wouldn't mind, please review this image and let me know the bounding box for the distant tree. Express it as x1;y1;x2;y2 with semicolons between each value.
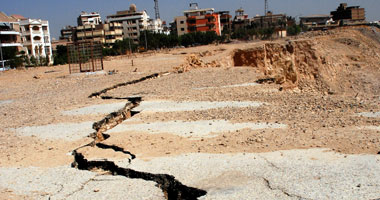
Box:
53;45;68;65
287;24;301;36
112;38;137;55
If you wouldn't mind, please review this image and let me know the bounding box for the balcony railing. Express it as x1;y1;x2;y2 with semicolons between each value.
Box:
0;30;20;35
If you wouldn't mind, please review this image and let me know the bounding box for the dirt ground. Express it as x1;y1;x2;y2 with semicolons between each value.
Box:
0;26;379;199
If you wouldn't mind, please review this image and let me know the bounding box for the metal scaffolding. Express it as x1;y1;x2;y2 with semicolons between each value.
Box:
67;41;103;74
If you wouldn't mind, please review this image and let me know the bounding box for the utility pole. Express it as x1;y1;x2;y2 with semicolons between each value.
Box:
144;30;148;50
0;42;3;69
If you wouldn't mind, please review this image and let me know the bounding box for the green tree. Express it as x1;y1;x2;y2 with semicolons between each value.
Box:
287;24;301;36
53;45;68;65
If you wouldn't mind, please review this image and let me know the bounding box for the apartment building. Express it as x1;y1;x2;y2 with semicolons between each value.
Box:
107;4;150;43
77;12;101;26
233;8;250;30
19;18;53;64
300;15;333;27
60;25;75;41
331;3;365;22
0;12;22;68
173;16;187;36
104;22;123;44
217;11;232;33
181;3;222;36
76;22;123;45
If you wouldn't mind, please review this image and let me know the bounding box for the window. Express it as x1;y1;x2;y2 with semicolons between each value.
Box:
33;36;41;41
181;28;185;31
32;26;39;31
45;47;50;55
180;21;184;24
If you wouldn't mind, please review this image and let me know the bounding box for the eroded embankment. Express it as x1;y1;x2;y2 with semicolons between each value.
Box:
72;96;207;199
233;40;333;91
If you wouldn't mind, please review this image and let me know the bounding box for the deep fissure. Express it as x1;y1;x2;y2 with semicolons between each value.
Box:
72;151;207;200
72;82;207;199
96;143;136;159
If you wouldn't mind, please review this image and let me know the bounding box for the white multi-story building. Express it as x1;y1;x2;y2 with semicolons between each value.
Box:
19;19;53;64
107;4;163;43
77;12;101;26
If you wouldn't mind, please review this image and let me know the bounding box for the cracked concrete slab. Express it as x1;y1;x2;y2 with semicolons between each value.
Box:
118;149;380;200
357;111;380;118
193;82;259;90
358;126;380;131
13;122;94;141
133;101;264;113
0;100;13;106
0;166;165;200
62;102;127;116
107;120;286;139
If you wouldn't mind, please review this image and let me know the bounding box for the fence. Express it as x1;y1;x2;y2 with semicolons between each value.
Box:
67;41;103;74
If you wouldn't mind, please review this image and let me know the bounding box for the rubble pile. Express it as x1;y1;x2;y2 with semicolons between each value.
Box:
174;54;221;73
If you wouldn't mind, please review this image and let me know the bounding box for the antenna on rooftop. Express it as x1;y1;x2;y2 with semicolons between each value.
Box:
154;0;160;19
265;0;268;15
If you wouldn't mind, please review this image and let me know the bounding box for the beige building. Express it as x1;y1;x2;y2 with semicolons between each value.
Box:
76;22;123;45
77;12;101;26
174;16;187;36
107;4;163;43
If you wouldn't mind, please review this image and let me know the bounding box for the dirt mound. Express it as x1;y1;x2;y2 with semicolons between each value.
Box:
233;40;333;91
174;54;221;73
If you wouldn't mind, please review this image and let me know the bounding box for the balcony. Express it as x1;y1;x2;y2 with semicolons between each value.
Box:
0;42;22;47
0;30;20;35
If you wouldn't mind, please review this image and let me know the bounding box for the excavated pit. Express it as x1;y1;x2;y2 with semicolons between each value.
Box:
233;40;333;91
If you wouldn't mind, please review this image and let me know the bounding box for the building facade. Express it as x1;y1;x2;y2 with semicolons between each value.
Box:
233;8;250;30
173;16;187;36
331;3;365;22
107;4;151;43
173;3;222;36
0;12;22;68
19;19;53;64
300;15;332;27
76;22;123;45
77;12;101;26
60;25;75;41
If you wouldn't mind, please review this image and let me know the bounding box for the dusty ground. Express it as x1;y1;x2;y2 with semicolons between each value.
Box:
0;26;379;199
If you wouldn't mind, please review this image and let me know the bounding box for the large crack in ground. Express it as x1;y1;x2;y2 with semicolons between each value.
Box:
72;82;207;199
72;151;207;200
88;72;171;98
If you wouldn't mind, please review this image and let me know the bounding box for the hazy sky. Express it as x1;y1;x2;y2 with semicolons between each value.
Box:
2;0;380;39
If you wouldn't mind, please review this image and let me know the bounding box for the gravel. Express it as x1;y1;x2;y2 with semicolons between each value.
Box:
13;122;94;141
133;101;264;113
108;120;286;139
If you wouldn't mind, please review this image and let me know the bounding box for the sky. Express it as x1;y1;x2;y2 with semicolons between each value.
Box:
1;0;380;39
